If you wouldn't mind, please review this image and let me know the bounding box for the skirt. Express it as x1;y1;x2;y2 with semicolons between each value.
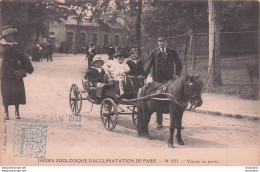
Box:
1;77;26;106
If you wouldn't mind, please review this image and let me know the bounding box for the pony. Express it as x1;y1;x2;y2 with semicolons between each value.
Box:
136;74;204;148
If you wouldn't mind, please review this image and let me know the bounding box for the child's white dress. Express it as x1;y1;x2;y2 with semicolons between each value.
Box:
103;59;130;95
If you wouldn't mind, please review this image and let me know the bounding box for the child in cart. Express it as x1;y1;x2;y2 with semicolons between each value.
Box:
84;56;105;87
102;51;130;98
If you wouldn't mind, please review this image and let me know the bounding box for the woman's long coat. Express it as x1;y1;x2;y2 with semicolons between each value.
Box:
1;44;34;106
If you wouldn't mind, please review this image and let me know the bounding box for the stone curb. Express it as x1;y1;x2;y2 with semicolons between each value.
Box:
187;109;259;121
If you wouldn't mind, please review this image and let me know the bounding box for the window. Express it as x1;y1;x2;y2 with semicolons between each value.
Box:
92;33;98;45
104;34;109;47
67;32;73;50
79;33;86;46
114;35;119;46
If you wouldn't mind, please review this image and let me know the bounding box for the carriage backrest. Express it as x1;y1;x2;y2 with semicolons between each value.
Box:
124;75;145;99
124;76;145;93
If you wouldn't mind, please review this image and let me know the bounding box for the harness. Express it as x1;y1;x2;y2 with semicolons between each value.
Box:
140;80;189;108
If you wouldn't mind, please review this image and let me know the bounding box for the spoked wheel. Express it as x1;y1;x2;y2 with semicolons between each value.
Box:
100;98;118;131
69;84;82;115
131;106;138;128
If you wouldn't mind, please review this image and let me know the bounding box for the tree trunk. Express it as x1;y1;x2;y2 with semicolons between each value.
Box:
74;16;83;55
207;0;223;89
190;33;197;69
136;0;142;47
74;22;80;55
190;2;196;69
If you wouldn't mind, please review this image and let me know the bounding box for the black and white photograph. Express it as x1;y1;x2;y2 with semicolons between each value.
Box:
0;0;259;169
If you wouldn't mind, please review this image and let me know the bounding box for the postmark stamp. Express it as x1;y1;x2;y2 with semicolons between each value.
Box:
13;124;48;158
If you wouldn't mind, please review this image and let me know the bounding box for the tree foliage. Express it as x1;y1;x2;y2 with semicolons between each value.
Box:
142;1;258;37
142;1;208;37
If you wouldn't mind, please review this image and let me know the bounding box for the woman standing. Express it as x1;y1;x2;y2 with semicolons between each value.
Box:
0;26;34;120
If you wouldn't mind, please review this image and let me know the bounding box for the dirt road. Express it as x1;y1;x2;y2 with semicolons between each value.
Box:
1;54;259;166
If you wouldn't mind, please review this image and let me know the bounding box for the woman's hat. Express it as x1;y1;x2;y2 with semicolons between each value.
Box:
0;26;18;38
91;56;104;66
128;45;140;54
114;51;127;58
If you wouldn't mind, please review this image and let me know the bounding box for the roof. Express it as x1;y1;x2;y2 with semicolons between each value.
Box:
60;16;126;31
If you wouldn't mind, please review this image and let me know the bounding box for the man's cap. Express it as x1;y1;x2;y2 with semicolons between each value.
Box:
0;26;18;38
156;33;168;39
89;42;94;46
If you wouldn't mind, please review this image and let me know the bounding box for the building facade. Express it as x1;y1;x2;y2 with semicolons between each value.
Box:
49;16;128;53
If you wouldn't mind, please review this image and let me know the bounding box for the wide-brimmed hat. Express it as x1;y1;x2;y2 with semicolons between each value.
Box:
0;26;18;38
114;51;127;58
91;56;104;66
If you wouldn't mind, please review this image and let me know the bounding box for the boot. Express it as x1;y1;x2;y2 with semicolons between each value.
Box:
15;111;20;119
4;112;9;120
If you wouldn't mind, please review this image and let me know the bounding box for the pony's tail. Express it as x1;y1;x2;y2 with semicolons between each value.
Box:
136;87;145;136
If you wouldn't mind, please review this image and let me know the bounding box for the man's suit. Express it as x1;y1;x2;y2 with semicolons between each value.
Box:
144;47;182;82
144;47;183;125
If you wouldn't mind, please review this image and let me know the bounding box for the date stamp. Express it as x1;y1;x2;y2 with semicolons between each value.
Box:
13;124;48;158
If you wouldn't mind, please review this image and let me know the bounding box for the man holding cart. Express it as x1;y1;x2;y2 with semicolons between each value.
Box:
144;34;183;129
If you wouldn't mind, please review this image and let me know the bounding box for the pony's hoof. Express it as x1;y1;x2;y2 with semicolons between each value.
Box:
145;135;151;140
137;133;144;137
177;140;185;145
168;143;174;148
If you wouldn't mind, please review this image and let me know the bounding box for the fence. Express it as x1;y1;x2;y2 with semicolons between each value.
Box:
142;31;259;98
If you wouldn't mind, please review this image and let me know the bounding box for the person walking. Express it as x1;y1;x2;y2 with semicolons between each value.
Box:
44;39;55;62
0;26;34;120
107;45;115;60
144;34;182;128
86;42;96;68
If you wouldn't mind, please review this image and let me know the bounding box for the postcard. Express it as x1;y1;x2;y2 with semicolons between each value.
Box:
0;0;259;168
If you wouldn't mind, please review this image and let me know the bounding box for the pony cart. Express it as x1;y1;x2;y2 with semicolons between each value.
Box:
69;75;145;131
69;73;204;147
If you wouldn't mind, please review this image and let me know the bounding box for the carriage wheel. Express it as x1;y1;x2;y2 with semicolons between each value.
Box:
131;106;138;128
100;98;118;131
69;84;82;116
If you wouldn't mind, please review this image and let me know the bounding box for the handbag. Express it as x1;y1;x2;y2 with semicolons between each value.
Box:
15;69;27;79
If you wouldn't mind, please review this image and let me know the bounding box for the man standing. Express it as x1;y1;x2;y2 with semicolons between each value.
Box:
86;42;96;68
44;39;55;62
144;34;183;128
107;45;115;60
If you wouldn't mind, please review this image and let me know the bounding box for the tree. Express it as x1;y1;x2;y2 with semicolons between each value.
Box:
142;1;208;37
0;1;52;51
98;0;144;46
45;0;98;54
207;0;223;89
